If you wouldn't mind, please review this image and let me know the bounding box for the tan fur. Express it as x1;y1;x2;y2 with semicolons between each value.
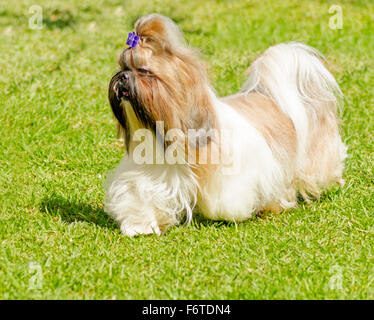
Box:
222;92;299;213
118;14;220;179
222;92;344;205
297;103;345;200
222;93;297;166
119;17;217;136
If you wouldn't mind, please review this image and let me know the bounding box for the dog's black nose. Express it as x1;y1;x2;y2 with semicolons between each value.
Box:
118;72;129;88
120;72;128;80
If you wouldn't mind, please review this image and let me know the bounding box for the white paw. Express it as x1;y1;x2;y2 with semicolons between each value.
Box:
120;220;161;237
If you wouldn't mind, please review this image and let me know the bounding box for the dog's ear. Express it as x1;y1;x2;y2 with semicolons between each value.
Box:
135;14;185;53
108;71;130;148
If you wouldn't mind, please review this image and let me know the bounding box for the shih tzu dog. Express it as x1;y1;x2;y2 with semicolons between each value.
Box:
105;13;347;236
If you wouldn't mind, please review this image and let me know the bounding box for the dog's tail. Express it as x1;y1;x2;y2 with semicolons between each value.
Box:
242;42;342;155
242;42;347;197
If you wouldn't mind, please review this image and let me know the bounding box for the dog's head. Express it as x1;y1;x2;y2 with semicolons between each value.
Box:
108;14;216;147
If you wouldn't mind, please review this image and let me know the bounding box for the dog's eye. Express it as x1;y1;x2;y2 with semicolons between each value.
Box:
137;68;152;75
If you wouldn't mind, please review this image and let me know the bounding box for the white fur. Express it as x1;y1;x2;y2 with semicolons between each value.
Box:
197;95;292;221
104;156;197;236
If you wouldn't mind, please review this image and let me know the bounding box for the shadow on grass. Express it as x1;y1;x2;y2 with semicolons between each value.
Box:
40;194;118;230
296;185;343;205
189;211;240;229
39;188;340;233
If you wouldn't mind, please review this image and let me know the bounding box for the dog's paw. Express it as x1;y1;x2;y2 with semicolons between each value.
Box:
120;221;162;237
338;178;345;187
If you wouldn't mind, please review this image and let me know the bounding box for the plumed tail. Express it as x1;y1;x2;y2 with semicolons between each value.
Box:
242;42;347;198
242;42;342;155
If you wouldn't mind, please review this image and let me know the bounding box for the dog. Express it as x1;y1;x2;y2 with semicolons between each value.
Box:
105;13;347;236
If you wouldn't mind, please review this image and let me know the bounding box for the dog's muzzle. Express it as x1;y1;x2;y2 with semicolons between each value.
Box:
115;71;131;100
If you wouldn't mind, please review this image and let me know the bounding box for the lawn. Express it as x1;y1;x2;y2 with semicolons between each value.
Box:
0;0;373;299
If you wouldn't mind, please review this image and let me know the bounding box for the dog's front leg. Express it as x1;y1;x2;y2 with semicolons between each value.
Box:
104;160;195;236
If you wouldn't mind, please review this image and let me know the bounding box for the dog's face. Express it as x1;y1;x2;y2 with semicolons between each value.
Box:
108;14;216;147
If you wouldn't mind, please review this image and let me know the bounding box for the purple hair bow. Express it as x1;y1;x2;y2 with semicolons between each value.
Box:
126;32;140;49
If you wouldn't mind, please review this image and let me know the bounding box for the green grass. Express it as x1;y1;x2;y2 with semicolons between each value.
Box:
0;0;373;299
